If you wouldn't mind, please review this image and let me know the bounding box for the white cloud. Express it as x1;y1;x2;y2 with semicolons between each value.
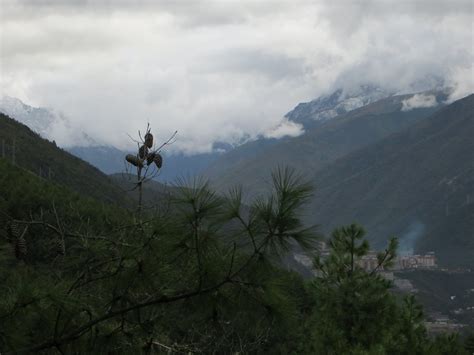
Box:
446;63;474;102
0;0;472;153
264;120;304;139
401;94;438;111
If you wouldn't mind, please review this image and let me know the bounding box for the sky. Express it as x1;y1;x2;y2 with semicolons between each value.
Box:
0;0;473;152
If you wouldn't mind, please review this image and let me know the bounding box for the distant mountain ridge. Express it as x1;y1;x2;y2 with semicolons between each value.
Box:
206;93;473;268
0;96;67;141
69;145;228;181
0;95;97;147
205;89;447;196
306;94;474;267
286;85;391;128
0;87;448;183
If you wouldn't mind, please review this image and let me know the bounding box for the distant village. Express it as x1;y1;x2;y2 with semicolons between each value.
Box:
360;251;437;271
293;243;472;335
293;241;437;275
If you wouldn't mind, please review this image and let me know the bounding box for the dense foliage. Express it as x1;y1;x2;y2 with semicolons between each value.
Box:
0;113;128;206
306;224;469;354
0;160;471;353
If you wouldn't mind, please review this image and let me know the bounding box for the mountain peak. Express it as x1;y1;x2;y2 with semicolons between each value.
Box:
285;85;392;128
0;95;90;147
0;95;61;139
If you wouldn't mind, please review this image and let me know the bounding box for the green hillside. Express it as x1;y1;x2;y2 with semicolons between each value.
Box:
308;94;474;267
0;112;129;207
0;135;471;352
0;159;130;232
109;172;176;211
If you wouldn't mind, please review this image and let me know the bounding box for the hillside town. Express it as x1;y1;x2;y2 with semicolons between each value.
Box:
293;243;473;334
293;242;438;273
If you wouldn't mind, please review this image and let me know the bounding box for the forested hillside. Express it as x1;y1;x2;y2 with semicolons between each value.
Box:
0;113;128;207
1;159;471;353
2;0;472;352
308;94;474;267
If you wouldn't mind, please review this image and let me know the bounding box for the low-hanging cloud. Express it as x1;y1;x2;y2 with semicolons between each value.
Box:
0;0;472;153
401;94;438;111
264;120;304;140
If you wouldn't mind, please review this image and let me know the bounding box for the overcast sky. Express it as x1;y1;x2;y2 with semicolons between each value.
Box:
1;0;473;152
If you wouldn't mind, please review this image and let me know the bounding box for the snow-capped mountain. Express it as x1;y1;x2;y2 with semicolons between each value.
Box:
0;96;99;147
0;96;66;140
286;85;392;128
204;87;450;195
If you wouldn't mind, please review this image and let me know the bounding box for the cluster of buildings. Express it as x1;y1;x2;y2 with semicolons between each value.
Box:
396;252;436;269
312;241;437;272
294;241;437;275
292;243;472;334
358;251;437;272
425;312;467;335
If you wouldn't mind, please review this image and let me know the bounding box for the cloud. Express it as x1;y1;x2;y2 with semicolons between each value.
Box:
264;120;304;139
401;94;438;111
446;63;474;102
0;0;472;153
